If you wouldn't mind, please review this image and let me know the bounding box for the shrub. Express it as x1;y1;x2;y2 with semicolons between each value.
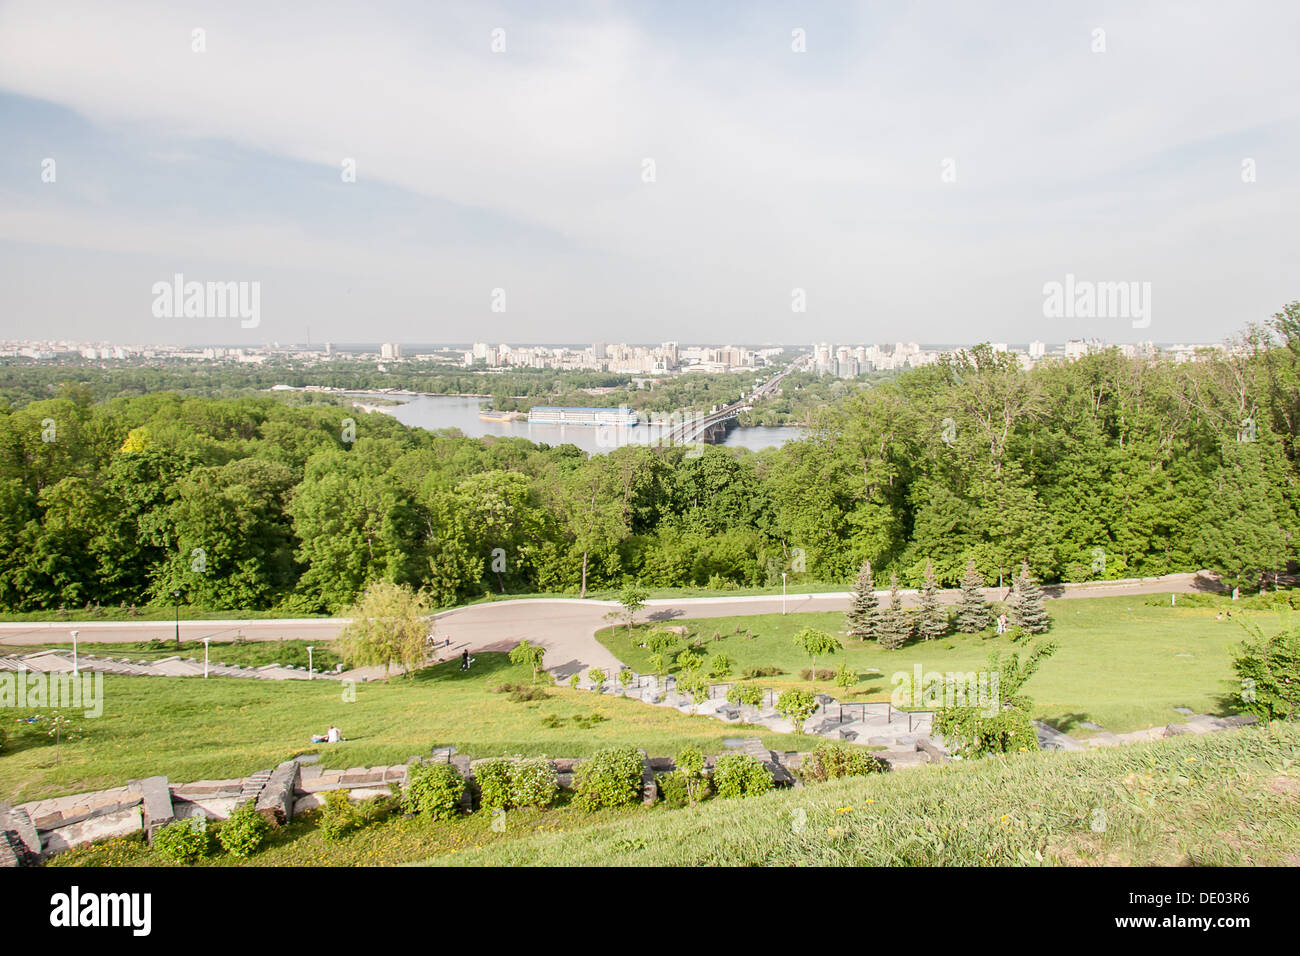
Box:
357;793;399;825
403;762;465;819
798;667;836;681
833;661;857;690
574;746;644;811
491;682;550;702
742;665;783;679
217;801;270;858
675;649;703;672
726;682;765;707
475;758;514;811
0;725;7;754
800;742;886;784
712;753;773;799
476;757;559;810
319;789;364;841
511;758;559;809
776;688;818;730
152;816;213;864
657;770;714;809
646;631;680;655
1231;628;1300;721
706;653;733;678
568;673;581;690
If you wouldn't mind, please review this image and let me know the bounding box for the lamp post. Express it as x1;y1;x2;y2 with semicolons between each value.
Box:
307;646;314;681
203;638;210;679
172;589;181;646
781;572;787;615
71;629;79;675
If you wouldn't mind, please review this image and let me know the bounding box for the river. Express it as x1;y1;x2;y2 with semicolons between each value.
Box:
355;394;805;454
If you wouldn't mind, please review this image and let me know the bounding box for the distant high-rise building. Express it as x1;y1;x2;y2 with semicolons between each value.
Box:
380;342;401;359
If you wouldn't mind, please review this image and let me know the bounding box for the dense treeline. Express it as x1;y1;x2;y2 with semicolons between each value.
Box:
0;358;812;419
1;304;1297;613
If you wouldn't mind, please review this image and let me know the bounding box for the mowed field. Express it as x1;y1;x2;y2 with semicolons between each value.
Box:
0;654;814;804
598;594;1282;734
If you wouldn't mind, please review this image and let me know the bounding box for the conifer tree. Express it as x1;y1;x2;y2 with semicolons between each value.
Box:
877;572;911;650
955;558;992;632
1009;560;1050;634
916;560;947;641
846;559;880;641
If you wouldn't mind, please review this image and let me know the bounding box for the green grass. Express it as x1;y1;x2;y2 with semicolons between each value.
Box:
598;594;1286;734
7;639;343;671
0;653;816;804
433;722;1300;867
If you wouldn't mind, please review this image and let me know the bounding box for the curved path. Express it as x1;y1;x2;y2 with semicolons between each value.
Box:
0;571;1223;679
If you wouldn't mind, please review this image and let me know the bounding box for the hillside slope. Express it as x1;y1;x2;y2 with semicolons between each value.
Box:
433;723;1300;867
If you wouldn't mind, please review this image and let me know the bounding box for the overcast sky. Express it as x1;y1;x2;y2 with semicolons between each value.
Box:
1;0;1297;347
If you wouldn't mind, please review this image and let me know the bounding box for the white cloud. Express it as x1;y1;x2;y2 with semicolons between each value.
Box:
0;0;1297;343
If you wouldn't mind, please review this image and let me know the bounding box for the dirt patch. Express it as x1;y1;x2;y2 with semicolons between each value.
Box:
1266;775;1300;797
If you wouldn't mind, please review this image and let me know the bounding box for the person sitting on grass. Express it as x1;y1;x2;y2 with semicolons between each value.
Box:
311;725;343;744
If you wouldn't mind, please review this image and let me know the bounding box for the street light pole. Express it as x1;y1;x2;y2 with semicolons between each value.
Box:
71;629;79;675
782;572;787;615
307;646;314;680
203;638;210;679
172;589;181;645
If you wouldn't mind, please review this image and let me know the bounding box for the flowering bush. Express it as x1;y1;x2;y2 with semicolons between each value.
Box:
510;758;559;809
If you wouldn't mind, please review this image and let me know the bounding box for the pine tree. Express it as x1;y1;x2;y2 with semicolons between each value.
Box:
877;572;912;650
955;558;991;632
916;560;947;641
1009;560;1050;634
846;560;880;641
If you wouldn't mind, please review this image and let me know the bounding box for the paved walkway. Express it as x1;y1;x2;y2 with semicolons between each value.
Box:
0;571;1224;680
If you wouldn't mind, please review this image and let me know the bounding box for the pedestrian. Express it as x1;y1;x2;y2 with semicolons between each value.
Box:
460;648;470;671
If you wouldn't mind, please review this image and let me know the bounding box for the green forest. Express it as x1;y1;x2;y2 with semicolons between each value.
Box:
1;303;1297;615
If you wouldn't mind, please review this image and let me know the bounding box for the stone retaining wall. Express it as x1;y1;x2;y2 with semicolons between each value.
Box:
2;737;927;865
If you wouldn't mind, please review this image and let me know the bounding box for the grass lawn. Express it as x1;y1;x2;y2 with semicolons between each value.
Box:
435;722;1300;867
0;653;816;804
597;594;1286;735
6;639;344;671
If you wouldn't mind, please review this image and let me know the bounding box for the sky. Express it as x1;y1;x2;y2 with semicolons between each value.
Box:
0;0;1297;347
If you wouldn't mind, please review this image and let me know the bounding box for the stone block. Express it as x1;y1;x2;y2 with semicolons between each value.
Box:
255;760;301;826
129;776;174;838
41;806;142;856
1;807;41;857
